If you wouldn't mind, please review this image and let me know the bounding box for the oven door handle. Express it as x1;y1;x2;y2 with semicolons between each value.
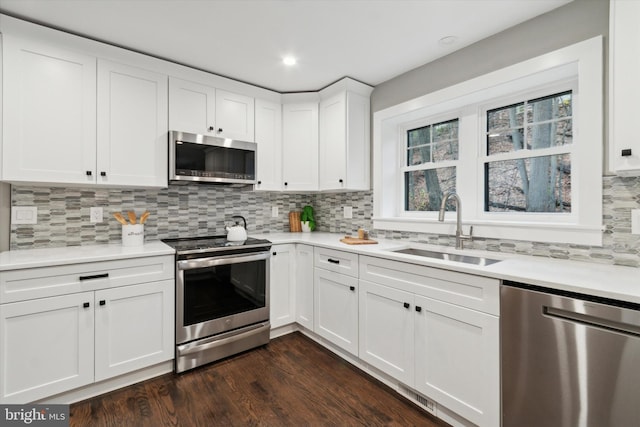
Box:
177;251;270;270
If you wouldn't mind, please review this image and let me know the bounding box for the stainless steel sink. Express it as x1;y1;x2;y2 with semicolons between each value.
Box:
390;248;501;266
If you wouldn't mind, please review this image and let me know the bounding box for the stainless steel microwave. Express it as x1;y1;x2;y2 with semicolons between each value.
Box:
169;131;257;186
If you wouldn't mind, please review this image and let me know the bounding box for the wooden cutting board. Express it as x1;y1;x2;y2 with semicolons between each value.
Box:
340;236;378;245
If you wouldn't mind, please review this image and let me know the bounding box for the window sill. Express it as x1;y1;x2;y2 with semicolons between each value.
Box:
373;217;603;246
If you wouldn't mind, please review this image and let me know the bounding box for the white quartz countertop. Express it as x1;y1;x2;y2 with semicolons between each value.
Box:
0;241;175;270
257;232;640;304
1;233;639;304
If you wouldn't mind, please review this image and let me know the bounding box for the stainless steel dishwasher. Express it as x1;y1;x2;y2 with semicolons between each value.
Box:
501;281;640;427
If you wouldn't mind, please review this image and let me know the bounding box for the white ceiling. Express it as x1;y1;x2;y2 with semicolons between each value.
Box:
0;0;572;93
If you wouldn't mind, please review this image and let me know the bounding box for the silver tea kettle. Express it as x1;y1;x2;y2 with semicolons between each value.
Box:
226;215;248;242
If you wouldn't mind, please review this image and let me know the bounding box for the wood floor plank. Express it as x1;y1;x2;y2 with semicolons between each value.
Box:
70;332;450;427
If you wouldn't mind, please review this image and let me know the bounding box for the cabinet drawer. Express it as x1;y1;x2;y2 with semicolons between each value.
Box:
314;247;358;277
0;255;174;304
359;256;498;315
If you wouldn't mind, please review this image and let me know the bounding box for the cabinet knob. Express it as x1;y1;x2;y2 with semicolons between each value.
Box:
339;179;343;183
86;171;92;176
403;302;410;309
208;126;214;132
257;181;262;185
272;251;277;256
622;149;632;157
217;128;223;133
349;286;355;291
99;300;106;306
284;182;288;186
415;306;422;312
83;302;90;308
100;171;106;177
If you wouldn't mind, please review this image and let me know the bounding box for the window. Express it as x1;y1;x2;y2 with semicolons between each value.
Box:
373;37;603;245
404;119;458;211
484;91;572;213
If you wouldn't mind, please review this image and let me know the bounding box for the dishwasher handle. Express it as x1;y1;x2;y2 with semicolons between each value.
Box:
544;305;640;338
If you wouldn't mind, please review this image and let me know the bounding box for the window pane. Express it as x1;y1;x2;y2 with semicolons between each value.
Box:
485;154;571;213
433;140;458;162
526;119;572;148
405;167;456;211
433;120;459;142
527;92;572;123
408;146;431;166
487;103;524;155
408;126;430;148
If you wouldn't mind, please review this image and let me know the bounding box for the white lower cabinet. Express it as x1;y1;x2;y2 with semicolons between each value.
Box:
94;280;174;381
0;292;95;403
269;244;296;328
358;280;414;386
0;254;175;404
414;295;499;427
314;268;358;355
295;244;314;330
358;255;500;427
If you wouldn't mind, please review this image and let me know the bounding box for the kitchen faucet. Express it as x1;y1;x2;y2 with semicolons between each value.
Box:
438;192;473;249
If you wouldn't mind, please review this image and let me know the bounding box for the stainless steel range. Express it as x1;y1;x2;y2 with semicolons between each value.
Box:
162;235;272;373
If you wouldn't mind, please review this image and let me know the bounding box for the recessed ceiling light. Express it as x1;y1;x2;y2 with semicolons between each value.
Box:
438;36;459;46
283;56;297;66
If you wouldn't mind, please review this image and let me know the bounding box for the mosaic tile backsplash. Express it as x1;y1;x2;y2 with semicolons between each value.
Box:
9;176;640;267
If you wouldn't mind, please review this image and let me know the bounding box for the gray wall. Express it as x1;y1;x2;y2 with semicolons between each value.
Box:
371;0;609;112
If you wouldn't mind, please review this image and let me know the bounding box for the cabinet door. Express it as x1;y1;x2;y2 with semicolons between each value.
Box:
270;244;296;329
610;0;640;175
94;280;174;381
215;89;255;142
2;36;97;184
282;102;319;191
0;293;94;403
295;244;314;330
314;268;358;355
319;93;347;190
359;280;414;386
168;77;216;136
97;59;168;187
254;99;282;191
414;295;499;427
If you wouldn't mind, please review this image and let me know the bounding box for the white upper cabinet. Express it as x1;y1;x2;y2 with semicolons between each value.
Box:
168;77;255;142
610;0;640;175
97;60;168;187
2;36;97;185
254;99;282;190
168;77;216;136
282;96;319;191
318;78;372;191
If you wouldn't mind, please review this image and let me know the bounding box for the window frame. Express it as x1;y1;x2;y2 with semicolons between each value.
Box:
373;36;603;246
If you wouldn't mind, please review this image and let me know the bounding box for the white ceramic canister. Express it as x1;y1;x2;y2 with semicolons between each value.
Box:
122;224;144;247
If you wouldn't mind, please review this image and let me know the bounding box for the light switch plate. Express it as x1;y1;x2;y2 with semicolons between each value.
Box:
632;209;640;234
11;206;37;225
343;206;353;219
271;206;279;217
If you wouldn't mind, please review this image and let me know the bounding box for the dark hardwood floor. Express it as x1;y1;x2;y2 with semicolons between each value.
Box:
70;332;449;426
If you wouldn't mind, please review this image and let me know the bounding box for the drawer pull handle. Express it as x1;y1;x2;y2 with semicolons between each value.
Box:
415;306;422;312
349;286;355;291
403;302;410;309
79;273;109;281
83;302;90;308
622;148;632;157
99;300;106;306
327;258;340;264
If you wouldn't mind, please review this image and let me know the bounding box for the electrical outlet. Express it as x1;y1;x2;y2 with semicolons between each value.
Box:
271;206;279;217
632;209;640;234
90;207;103;223
343;206;353;219
11;206;37;225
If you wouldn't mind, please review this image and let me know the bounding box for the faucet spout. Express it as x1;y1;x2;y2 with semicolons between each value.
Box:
438;192;473;249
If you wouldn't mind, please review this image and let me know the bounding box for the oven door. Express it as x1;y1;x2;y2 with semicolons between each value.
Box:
176;251;270;345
